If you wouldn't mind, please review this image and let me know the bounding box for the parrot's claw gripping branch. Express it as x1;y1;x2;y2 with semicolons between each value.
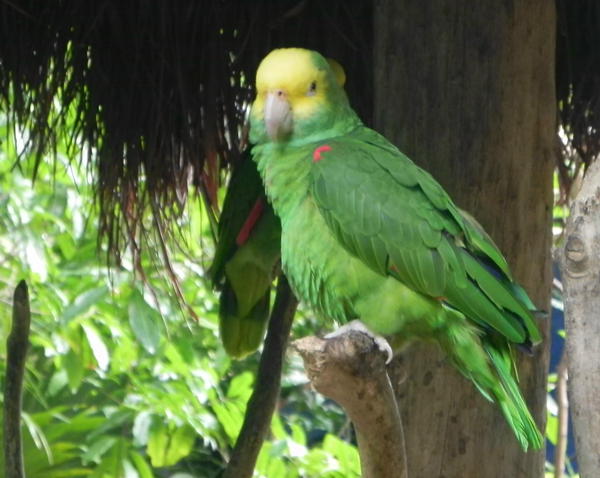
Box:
293;330;408;478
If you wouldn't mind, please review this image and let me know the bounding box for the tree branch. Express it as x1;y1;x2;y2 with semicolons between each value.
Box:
293;331;408;478
562;157;600;476
222;275;298;478
4;280;31;478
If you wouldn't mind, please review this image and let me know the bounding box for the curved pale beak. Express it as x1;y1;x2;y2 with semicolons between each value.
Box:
264;90;293;141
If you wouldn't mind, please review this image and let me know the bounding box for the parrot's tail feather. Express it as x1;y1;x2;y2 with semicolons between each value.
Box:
219;281;271;358
482;340;544;451
440;319;543;451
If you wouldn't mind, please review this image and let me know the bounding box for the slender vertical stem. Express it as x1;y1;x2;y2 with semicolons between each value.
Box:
222;276;298;478
4;280;31;478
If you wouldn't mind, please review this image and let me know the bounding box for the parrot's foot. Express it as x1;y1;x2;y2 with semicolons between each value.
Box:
325;320;393;364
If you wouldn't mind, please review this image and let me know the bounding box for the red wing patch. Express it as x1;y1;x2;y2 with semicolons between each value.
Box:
236;198;265;246
313;145;332;162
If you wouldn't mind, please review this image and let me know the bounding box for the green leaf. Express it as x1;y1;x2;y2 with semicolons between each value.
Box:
89;437;127;478
164;425;196;466
88;410;133;442
64;348;85;393
61;286;109;324
47;369;68;397
109;334;139;374
322;434;360;475
129;450;154;478
82;436;117;464
256;442;297;478
546;412;558;446
21;412;52;463
211;400;245;444
132;411;153;447
270;414;287;441
128;289;161;354
227;371;254;401
290;423;307;447
147;422;169;467
82;323;110;371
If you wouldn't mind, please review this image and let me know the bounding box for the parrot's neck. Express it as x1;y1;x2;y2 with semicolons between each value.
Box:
253;142;313;223
252;113;362;221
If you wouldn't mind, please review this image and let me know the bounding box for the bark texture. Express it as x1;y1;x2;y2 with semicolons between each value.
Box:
562;158;600;477
293;331;407;478
373;1;555;476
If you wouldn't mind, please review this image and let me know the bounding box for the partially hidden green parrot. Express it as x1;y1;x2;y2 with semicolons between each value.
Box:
248;48;543;450
210;153;281;358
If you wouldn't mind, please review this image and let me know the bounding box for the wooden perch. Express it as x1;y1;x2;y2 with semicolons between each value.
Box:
293;331;408;478
4;280;31;478
562;158;600;477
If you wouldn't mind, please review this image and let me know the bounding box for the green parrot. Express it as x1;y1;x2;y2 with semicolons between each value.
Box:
210;153;281;358
248;48;543;450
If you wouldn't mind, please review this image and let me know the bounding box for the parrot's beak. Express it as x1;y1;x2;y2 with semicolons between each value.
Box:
264;91;293;141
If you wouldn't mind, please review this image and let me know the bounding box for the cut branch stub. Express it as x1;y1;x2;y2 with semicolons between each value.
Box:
293;331;387;397
293;331;408;478
564;233;588;277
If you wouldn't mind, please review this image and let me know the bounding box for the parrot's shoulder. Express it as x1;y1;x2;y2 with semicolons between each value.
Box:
309;125;513;280
310;126;456;216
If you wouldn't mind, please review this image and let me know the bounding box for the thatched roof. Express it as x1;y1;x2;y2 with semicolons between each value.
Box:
0;0;372;256
0;0;598;252
556;0;600;197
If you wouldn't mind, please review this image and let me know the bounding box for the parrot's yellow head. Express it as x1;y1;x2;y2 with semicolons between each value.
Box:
250;48;355;144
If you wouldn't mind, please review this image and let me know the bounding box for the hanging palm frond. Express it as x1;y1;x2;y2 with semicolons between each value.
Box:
0;0;373;258
556;0;600;200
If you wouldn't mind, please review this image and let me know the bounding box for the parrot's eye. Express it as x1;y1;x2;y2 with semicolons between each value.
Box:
307;81;317;96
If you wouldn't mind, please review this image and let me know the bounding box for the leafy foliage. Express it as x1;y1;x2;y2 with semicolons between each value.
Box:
0;123;357;477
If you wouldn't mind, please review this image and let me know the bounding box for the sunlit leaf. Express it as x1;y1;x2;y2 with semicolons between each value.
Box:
227;371;254;401
147;422;169;468
47;369;69;397
128;289;162;354
64;348;85;393
82;323;110;371
61;286;109;324
133;411;153;447
82;436;117;464
546;412;558;446
322;435;360;475
164;425;196;466
129;450;154;478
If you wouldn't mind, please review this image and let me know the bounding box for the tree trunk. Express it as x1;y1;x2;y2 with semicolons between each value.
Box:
562;158;600;477
373;1;555;476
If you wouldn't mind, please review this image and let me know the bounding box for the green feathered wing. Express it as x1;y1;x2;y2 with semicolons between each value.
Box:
210;154;281;358
309;126;543;449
